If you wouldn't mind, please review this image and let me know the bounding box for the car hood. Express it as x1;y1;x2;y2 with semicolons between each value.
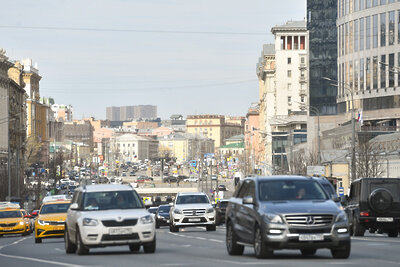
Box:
0;218;23;224
38;213;67;221
260;200;340;215
79;209;150;220
174;203;212;210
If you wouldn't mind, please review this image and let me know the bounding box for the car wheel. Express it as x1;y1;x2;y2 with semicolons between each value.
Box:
353;217;365;237
76;228;89;255
169;224;179;232
206;224;216;231
388;229;398;238
129;244;141;252
143;237;156;253
35;237;42;244
226;221;244;256
64;227;77;254
254;225;273;259
331;240;351;259
301;249;317;256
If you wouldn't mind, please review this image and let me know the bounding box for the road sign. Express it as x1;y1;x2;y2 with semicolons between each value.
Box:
306;166;325;176
338;187;345;196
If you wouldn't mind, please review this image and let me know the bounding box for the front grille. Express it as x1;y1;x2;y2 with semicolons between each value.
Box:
48;221;65;226
181;217;207;223
285;214;333;226
289;228;331;234
101;233;139;241
45;230;64;235
0;223;17;227
102;219;138;227
182;209;206;216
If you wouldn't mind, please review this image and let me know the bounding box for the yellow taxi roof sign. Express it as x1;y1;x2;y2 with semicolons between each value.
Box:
0;202;20;210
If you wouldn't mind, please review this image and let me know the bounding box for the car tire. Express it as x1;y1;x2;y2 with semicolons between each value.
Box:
76;228;89;255
254;225;273;259
170;224;179;232
226;221;244;256
64;227;77;254
388;229;398;238
129;244;141;252
143;237;156;253
35;237;42;244
331;240;351;259
206;224;216;231
301;249;317;256
353;217;365;237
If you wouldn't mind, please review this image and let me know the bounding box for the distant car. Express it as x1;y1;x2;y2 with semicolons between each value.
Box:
184;177;198;183
130;171;136;176
217;184;227;191
155;205;171;228
122;172;127;177
163;176;177;183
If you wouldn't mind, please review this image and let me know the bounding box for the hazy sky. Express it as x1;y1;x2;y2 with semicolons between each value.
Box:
1;0;305;120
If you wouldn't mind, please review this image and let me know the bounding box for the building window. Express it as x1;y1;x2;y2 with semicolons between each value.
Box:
354;60;359;91
360;58;365;90
354;19;359;52
288;57;291;64
345;22;349;54
366;16;371;50
360;0;365;10
354;0;358;12
360;18;365;51
288;96;292;104
280;36;286;50
366;0;371;8
287;70;292;78
373;56;378;89
349;61;354;89
294;37;299;49
287;83;292;90
389;11;395;45
301;96;305;102
287;36;292;50
301;57;305;64
381;55;386;88
389;53;395;87
398;11;400;44
373;15;378;48
350;21;354;52
381;13;386;47
366;57;371;90
300;36;305;49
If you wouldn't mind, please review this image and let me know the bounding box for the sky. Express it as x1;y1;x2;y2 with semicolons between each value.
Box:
0;0;306;120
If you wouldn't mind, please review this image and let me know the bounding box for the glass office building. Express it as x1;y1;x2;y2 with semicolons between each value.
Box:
307;0;338;115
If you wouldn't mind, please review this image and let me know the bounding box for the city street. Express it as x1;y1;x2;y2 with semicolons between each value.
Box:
1;227;400;267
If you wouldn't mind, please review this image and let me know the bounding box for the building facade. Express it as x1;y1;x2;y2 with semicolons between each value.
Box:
186;115;245;149
51;103;73;122
64;121;94;150
244;103;262;174
113;134;159;162
106;105;157;121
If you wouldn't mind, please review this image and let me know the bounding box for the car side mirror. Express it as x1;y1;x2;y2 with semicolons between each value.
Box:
242;196;254;205
340;195;349;204
69;203;79;210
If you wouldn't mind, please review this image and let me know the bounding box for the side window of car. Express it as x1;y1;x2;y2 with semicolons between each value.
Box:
71;191;79;204
247;181;256;200
77;192;83;209
237;181;249;198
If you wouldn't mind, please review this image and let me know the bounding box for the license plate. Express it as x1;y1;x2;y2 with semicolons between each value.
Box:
188;218;201;222
299;234;324;241
377;217;394;222
54;226;64;231
109;228;132;235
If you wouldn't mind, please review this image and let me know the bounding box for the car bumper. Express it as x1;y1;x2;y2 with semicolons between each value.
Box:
156;216;170;226
172;213;215;227
359;216;400;229
0;225;26;235
264;222;350;249
79;223;155;247
35;224;65;238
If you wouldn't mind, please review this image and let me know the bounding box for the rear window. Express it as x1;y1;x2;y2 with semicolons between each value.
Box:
370;182;400;202
0;210;21;218
158;206;171;212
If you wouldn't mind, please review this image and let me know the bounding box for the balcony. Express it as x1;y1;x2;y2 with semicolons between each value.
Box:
299;76;307;83
299;63;307;70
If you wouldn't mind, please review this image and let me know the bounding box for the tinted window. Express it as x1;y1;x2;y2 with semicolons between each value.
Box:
82;191;143;211
0;210;21;218
258;180;328;201
322;183;336;196
176;195;209;204
40;203;71;214
237;181;250;198
158;205;171;212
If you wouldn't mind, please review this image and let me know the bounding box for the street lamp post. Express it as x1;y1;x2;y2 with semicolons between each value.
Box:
322;77;356;182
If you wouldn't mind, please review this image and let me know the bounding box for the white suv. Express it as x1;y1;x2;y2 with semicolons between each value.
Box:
170;192;216;232
64;184;156;255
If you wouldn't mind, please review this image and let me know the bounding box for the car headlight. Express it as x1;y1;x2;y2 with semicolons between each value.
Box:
206;208;214;213
19;221;24;226
173;209;182;214
140;215;154;224
335;211;348;223
37;219;49;226
82;218;99;226
263;213;283;224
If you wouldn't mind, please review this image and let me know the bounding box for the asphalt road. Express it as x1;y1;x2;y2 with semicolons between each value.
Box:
1;227;400;267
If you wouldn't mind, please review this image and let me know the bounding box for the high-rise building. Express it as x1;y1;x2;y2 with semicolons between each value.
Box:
307;0;338;115
106;106;120;121
106;105;157;121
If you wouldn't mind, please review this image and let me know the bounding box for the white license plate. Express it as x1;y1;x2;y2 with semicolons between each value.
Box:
109;228;132;235
299;234;324;241
376;217;394;222
188;218;201;222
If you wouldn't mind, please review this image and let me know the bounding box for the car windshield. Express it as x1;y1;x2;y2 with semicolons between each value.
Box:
322;183;336;197
0;210;21;218
82;191;143;211
176;195;209;204
158;206;171;212
148;208;157;213
40;203;71;214
259;180;328;201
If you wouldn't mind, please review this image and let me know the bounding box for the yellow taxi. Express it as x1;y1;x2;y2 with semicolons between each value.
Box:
35;199;71;243
0;202;30;237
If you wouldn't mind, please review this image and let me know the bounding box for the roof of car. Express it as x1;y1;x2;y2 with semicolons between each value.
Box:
177;192;206;196
248;175;314;182
82;184;135;192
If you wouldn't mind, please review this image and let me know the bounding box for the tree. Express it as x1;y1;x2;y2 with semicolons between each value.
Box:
25;136;43;167
356;140;384;178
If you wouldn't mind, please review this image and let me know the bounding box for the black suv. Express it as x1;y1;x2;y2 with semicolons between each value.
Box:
342;178;400;237
215;199;228;225
225;176;350;259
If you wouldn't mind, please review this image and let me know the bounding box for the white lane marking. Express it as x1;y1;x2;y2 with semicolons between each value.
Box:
212;259;273;265
195;237;206;240
209;239;224;243
0;237;85;267
352;237;400;243
168;231;224;243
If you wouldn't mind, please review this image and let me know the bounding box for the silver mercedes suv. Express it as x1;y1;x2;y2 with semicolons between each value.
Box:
64;184;156;255
226;176;350;259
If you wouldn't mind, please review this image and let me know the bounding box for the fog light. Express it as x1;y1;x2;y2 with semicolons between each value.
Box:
209;217;214;221
142;231;151;238
337;228;348;233
269;229;283;234
87;234;98;240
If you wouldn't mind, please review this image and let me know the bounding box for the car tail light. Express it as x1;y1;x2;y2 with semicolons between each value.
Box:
360;212;369;217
